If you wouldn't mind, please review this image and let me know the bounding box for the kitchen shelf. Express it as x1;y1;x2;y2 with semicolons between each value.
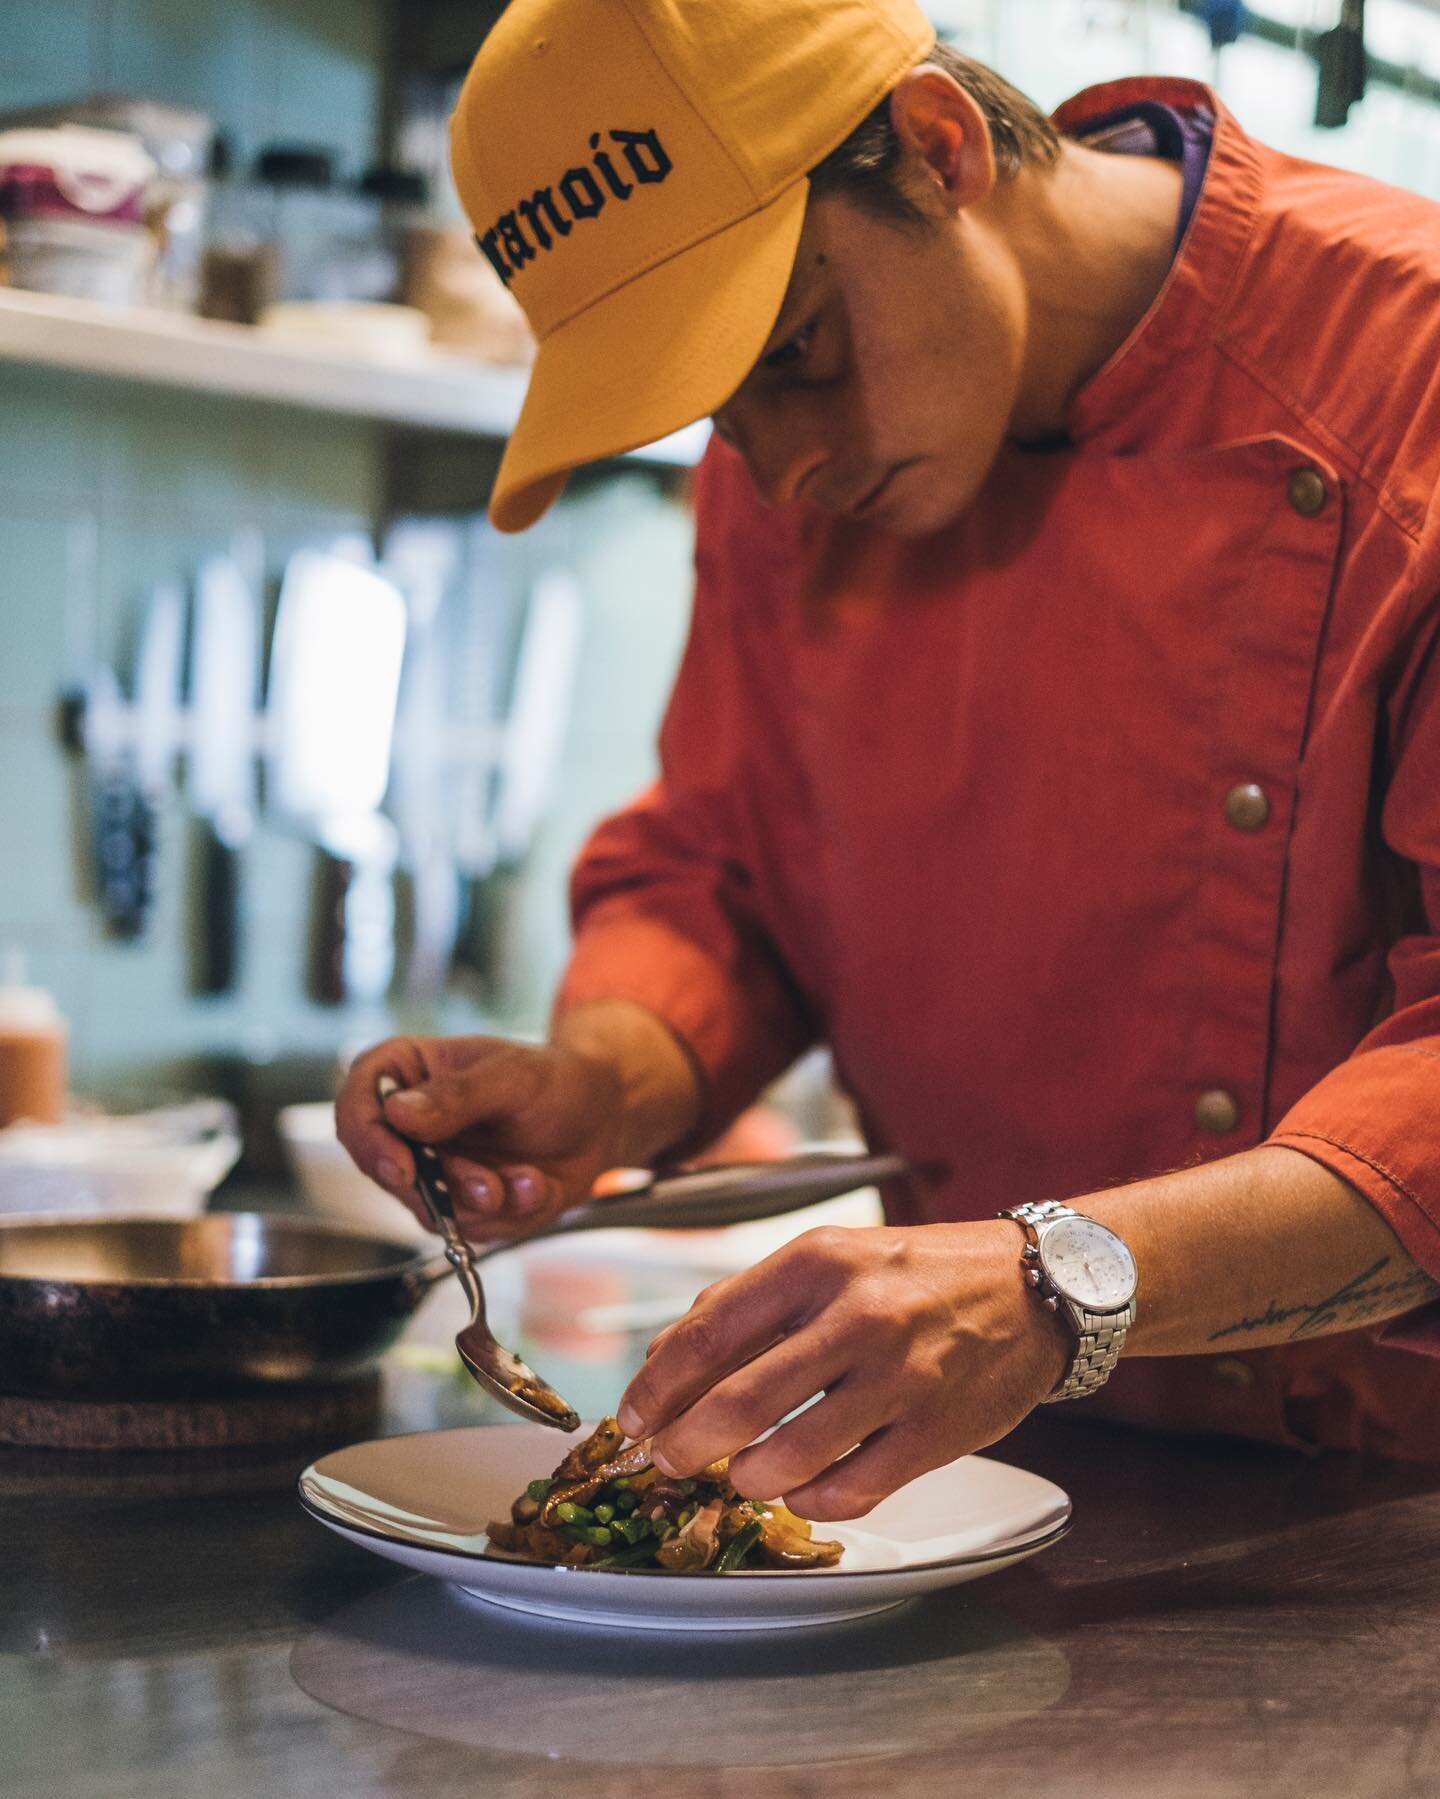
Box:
0;286;708;465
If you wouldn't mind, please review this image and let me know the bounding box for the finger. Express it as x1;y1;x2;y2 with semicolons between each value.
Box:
443;1163;568;1243
498;1163;551;1216
381;1050;543;1143
617;1263;807;1441
335;1036;432;1194
725;1376;899;1503
443;1156;505;1220
643;1322;848;1479
781;1417;949;1522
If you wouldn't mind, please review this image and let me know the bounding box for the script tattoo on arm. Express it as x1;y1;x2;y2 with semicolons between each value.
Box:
1208;1258;1440;1344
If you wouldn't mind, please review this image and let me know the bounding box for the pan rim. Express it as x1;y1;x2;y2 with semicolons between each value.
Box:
0;1211;444;1291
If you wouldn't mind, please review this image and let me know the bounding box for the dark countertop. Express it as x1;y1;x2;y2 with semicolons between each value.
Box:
4;1265;1440;1797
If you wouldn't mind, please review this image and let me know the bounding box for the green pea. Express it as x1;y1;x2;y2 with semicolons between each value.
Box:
559;1523;613;1548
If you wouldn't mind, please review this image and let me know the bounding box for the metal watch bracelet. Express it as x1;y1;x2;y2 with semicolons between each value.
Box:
1000;1200;1134;1403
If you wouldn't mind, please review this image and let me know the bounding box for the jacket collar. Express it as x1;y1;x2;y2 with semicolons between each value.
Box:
1051;77;1263;444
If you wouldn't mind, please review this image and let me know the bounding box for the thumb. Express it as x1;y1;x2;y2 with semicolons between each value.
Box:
382;1052;543;1143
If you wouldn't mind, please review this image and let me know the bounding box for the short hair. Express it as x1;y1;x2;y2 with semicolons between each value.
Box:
809;41;1061;225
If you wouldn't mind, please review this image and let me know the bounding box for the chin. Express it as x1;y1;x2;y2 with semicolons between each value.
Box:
883;478;981;539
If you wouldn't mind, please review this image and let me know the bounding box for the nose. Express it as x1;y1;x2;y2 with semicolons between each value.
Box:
713;397;829;508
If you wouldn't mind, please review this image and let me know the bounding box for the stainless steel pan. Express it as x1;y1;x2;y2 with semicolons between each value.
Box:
0;1151;907;1402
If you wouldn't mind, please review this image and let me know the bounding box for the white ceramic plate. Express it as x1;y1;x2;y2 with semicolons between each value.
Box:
299;1422;1071;1633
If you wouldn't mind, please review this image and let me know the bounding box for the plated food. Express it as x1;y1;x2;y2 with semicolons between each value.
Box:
299;1422;1072;1631
486;1417;845;1573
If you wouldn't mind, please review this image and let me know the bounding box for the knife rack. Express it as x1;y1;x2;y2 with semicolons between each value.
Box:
59;685;506;793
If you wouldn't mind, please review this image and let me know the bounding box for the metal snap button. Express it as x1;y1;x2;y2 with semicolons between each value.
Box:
1287;467;1328;517
1224;783;1270;832
1195;1089;1240;1134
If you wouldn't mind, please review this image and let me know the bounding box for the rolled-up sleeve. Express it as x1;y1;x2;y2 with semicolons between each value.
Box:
1267;588;1440;1278
555;453;818;1143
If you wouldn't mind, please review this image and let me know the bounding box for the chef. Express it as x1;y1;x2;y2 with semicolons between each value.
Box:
337;0;1440;1515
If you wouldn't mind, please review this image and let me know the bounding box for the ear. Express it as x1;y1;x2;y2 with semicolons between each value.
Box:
888;65;997;214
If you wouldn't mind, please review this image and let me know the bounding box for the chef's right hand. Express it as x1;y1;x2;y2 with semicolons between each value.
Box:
335;1033;629;1243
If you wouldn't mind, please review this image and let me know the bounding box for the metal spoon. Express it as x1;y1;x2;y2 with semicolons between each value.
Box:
376;1074;581;1432
377;1075;913;1431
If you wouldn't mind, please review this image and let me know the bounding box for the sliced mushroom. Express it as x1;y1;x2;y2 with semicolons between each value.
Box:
655;1497;726;1572
540;1433;655;1526
757;1503;844;1569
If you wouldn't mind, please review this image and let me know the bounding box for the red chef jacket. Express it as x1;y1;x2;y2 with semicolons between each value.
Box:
557;78;1440;1461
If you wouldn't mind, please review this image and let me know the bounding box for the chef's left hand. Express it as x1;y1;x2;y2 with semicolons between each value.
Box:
617;1221;1071;1521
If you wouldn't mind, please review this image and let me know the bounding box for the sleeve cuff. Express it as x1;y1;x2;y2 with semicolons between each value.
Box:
555;905;815;1149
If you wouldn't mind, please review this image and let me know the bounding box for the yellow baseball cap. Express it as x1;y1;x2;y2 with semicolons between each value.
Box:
450;0;936;532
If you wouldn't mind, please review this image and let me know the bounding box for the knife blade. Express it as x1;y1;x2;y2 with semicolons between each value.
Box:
101;578;184;941
267;549;407;1005
187;545;260;993
384;521;464;1002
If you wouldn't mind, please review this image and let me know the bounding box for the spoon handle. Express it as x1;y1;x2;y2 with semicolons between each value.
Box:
375;1077;480;1275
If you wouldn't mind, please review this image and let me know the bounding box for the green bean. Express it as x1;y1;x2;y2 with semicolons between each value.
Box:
616;1490;639;1514
592;1503;615;1524
615;1515;651;1545
715;1521;763;1573
595;1540;659;1570
526;1478;556;1502
554;1501;595;1526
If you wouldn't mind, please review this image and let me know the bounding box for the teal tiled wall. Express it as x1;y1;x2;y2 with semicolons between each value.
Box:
0;0;385;174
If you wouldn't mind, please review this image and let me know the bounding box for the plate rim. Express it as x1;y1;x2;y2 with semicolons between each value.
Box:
296;1426;1072;1584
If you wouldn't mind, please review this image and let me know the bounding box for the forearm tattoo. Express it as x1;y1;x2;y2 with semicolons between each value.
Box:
1208;1258;1440;1344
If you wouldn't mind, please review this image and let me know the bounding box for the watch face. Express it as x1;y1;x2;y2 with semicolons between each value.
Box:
1039;1217;1137;1311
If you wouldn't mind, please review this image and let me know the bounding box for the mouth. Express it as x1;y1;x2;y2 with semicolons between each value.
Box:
848;461;913;520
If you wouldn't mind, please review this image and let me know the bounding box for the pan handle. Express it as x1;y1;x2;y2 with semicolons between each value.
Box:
399;1252;454;1311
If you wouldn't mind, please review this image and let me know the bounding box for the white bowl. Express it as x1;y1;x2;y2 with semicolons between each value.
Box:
0;1098;240;1219
279;1100;434;1244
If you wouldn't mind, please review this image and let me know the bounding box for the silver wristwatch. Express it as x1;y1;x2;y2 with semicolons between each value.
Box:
998;1201;1138;1402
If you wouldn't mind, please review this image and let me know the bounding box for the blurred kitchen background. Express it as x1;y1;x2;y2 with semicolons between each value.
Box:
0;0;1438;1219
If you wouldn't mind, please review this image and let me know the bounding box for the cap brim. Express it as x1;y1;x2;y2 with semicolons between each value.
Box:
488;181;809;532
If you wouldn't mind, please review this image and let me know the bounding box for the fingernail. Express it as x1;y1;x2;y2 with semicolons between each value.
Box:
386;1088;426;1113
651;1445;680;1478
511;1172;543;1212
466;1177;499;1215
377;1158;405;1190
617;1402;645;1438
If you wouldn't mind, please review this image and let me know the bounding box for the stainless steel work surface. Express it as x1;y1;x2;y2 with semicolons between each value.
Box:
4;1255;1439;1799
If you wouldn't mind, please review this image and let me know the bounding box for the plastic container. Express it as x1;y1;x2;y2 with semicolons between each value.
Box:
0;954;66;1129
0;1097;241;1220
0;125;155;302
0;99;213;308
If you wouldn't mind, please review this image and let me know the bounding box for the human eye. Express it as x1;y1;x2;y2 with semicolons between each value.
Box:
761;320;816;373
